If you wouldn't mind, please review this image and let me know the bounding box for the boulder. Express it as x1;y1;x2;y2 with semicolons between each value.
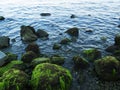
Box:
94;56;120;81
0;51;7;66
72;56;89;69
40;13;51;16
25;43;40;56
65;27;79;36
60;38;71;44
0;16;5;20
36;29;49;38
53;43;61;50
0;68;29;90
31;63;72;90
0;36;10;49
20;25;37;42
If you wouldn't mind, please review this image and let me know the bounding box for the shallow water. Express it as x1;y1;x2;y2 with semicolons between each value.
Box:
0;0;120;90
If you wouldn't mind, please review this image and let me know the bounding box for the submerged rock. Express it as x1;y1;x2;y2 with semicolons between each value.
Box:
40;13;51;16
0;16;5;20
0;36;10;49
21;51;37;63
118;25;120;28
31;63;72;90
25;43;40;56
0;60;23;76
36;29;49;38
70;14;76;18
20;25;37;42
60;38;71;44
0;68;29;90
72;56;89;69
83;48;101;61
94;56;120;81
65;27;79;36
53;43;61;50
0;51;7;66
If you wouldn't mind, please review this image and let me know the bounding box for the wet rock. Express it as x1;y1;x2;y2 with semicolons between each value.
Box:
72;56;89;69
0;36;10;49
60;38;71;44
20;25;37;42
40;13;51;16
0;68;29;90
53;43;61;50
25;43;40;56
94;56;120;81
0;16;5;20
0;60;23;76
21;51;37;63
83;48;101;61
31;63;72;90
70;14;76;18
0;51;7;66
65;27;79;36
114;34;120;45
31;57;50;67
36;29;49;38
50;56;65;65
85;30;93;33
118;25;120;28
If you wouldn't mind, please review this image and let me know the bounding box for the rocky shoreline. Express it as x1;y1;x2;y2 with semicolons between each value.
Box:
0;15;120;90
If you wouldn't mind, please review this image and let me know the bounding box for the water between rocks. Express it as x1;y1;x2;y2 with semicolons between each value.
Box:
0;0;120;90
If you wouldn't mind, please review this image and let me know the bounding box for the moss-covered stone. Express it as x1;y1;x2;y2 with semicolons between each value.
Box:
94;56;120;81
21;51;37;63
53;43;61;50
72;56;89;69
114;34;120;45
0;82;5;90
83;48;101;61
0;60;23;76
31;63;72;90
50;56;65;65
60;38;71;44
1;69;29;90
65;27;79;36
31;57;50;67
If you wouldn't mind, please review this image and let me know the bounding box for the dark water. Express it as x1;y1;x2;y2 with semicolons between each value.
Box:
0;0;120;90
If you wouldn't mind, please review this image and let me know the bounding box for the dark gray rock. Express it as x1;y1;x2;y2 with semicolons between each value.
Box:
65;27;79;36
36;29;49;38
0;16;5;20
0;51;7;66
70;14;76;18
40;13;51;16
0;36;10;49
20;25;37;42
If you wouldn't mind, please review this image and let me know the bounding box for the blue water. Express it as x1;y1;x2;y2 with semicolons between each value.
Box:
0;0;120;89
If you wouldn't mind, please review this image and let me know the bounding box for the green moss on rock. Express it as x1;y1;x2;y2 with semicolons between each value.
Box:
0;82;5;90
0;60;23;76
94;56;120;81
31;63;72;90
1;69;29;90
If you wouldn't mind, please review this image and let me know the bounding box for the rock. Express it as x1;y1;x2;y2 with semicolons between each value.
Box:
65;27;79;36
83;48;101;61
72;56;89;69
40;13;51;16
118;25;120;28
53;43;61;50
0;51;7;66
70;14;76;18
0;68;29;90
25;43;40;56
0;36;10;49
50;56;65;65
114;34;120;45
21;51;37;63
94;56;120;81
0;16;5;20
20;25;37;42
0;60;23;76
36;29;49;38
60;38;71;44
31;63;72;90
31;57;50;67
106;45;120;53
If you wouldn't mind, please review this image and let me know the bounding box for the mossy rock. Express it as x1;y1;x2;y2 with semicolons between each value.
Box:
94;56;120;81
50;56;65;65
114;34;120;45
83;48;101;61
0;82;5;90
31;63;72;90
0;60;23;76
31;57;50;67
21;51;37;63
60;38;71;44
72;56;89;69
53;43;61;50
65;27;79;36
1;69;29;90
